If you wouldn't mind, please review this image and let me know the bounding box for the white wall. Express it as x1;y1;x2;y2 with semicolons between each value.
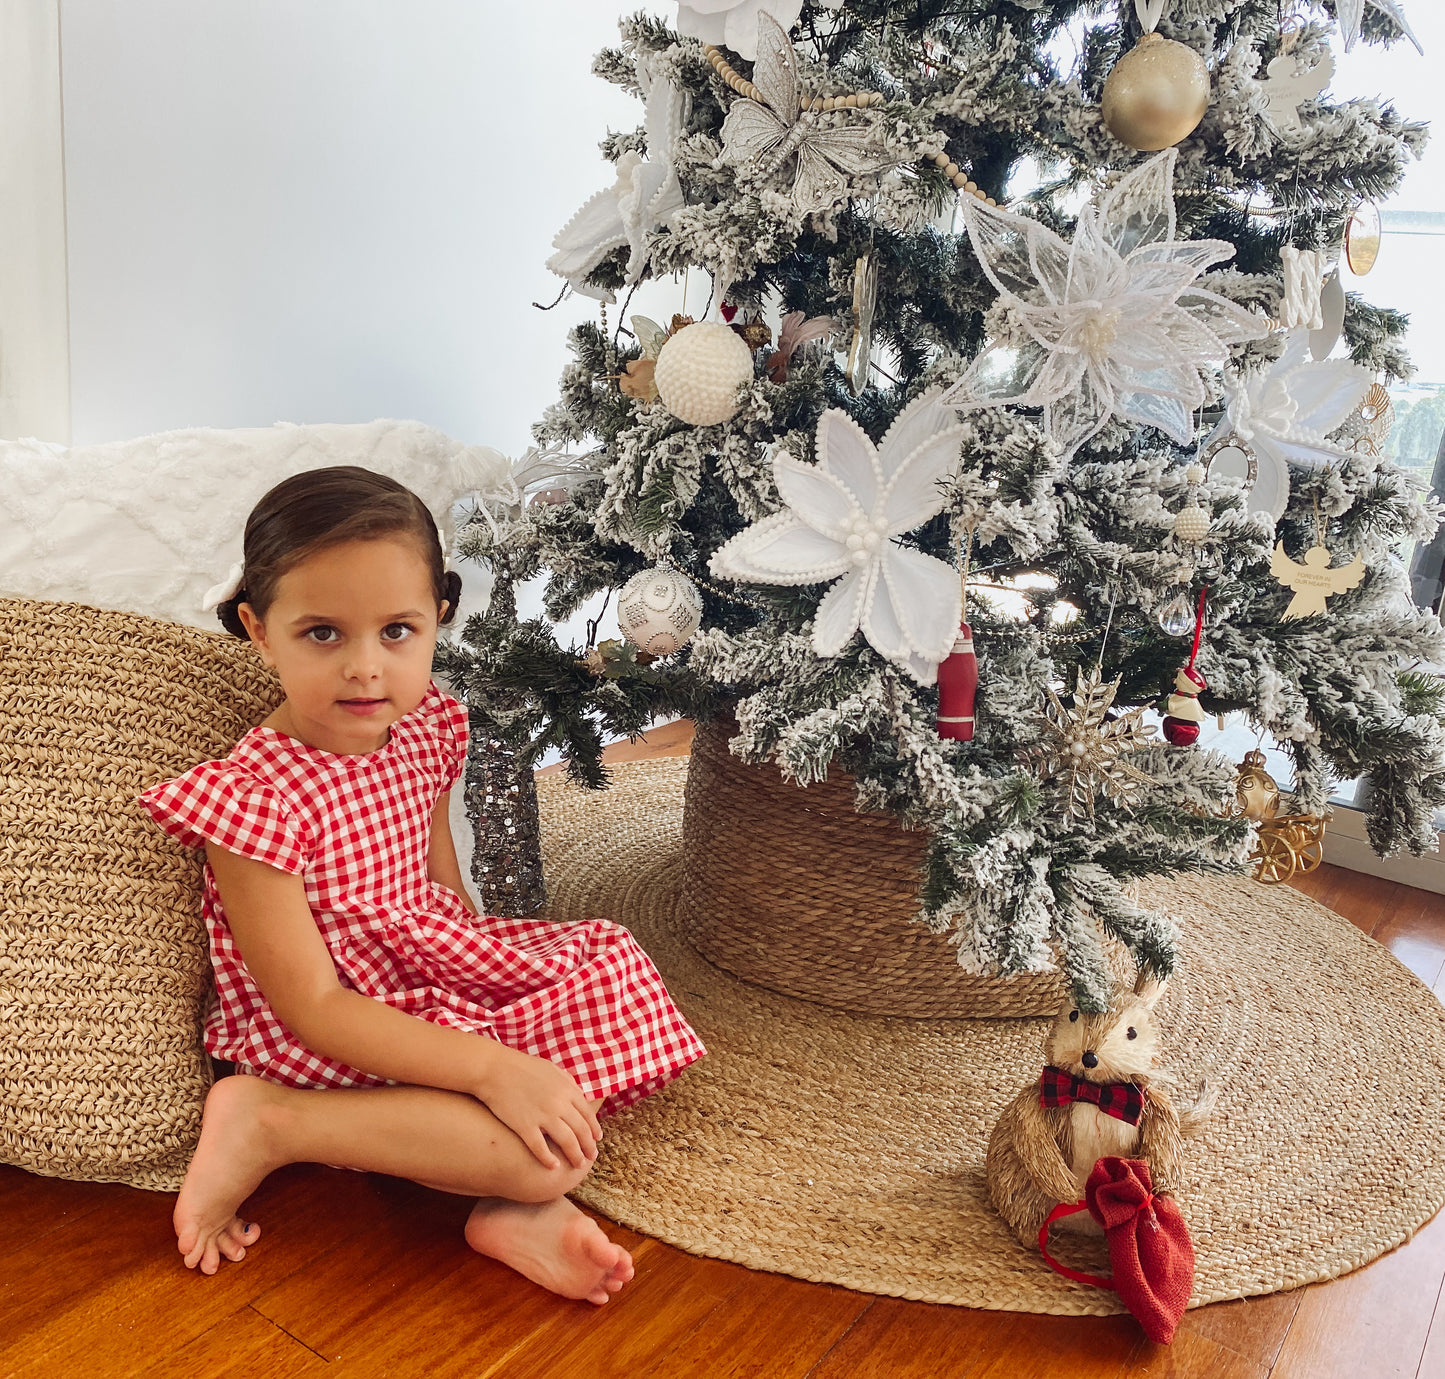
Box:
1;0;69;443
59;0;664;457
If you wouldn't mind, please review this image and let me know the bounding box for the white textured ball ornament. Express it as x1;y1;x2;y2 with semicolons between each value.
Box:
616;565;704;656
1173;505;1211;544
653;321;755;426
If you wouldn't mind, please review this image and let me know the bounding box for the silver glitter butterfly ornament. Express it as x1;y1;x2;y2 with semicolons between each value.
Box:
718;12;901;217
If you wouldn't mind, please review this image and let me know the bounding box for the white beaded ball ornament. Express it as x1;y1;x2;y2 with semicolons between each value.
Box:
653;321;755;427
616;566;704;655
1173;505;1211;543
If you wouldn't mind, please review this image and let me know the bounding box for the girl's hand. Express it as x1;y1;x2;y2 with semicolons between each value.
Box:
478;1045;603;1170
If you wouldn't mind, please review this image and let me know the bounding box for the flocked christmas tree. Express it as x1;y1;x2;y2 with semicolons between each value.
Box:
435;0;1445;1010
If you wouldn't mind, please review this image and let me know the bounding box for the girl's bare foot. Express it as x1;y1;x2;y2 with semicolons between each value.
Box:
464;1197;635;1305
173;1075;280;1275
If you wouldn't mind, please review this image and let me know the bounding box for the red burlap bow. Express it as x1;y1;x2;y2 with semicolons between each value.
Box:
1038;1156;1195;1345
1039;1065;1146;1126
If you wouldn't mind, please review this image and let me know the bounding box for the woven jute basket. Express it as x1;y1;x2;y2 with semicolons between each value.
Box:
680;716;1065;1017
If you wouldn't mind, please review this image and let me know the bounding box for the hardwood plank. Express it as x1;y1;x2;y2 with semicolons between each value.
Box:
1118;1328;1269;1379
648;1271;868;1378
0;1164;126;1254
1176;1288;1301;1370
1270;1209;1445;1379
1372;888;1445;989
483;1242;747;1379
1299;867;1402;937
536;718;695;777
156;1304;328;1378
1416;1277;1445;1379
968;1313;1141;1379
0;1164;403;1378
805;1297;1005;1379
254;1186;650;1376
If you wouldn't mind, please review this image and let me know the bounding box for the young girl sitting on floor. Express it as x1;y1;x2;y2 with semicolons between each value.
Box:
137;464;705;1305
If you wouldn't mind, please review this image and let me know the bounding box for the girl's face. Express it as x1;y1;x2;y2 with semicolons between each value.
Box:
237;536;450;756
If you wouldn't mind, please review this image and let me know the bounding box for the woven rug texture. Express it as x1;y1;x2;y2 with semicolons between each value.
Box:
543;757;1445;1314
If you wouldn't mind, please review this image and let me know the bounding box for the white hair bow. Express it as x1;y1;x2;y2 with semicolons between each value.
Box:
200;561;245;614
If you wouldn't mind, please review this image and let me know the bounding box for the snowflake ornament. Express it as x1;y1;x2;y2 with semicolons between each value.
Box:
941;150;1268;458
1335;0;1423;56
710;390;967;684
718;13;902;218
1021;666;1157;821
546;52;688;302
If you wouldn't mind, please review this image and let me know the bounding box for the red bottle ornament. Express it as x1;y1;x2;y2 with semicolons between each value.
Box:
938;622;978;741
1162;587;1209;747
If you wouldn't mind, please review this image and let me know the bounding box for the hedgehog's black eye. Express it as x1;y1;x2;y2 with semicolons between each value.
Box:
1127;1027;1138;1040
1069;1010;1079;1023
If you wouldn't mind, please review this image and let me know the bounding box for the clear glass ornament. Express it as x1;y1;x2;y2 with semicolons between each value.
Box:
1158;593;1194;637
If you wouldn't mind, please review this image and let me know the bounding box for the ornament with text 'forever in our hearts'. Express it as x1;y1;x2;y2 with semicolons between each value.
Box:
616;565;704;655
654;320;756;427
1100;1;1210;152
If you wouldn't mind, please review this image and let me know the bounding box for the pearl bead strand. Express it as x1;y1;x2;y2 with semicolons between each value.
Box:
703;44;996;207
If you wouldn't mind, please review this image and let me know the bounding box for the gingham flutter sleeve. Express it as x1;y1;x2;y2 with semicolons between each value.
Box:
427;683;470;794
136;760;310;876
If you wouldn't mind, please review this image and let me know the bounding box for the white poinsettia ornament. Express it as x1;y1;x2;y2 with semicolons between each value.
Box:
710;390;967;684
675;0;802;61
547;53;688;302
941;150;1267;458
1206;328;1374;517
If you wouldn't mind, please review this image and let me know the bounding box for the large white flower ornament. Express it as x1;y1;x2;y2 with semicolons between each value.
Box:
546;53;688;302
676;0;803;61
941;150;1268;458
710;390;966;685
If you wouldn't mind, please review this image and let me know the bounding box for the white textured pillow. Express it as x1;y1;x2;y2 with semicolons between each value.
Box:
0;418;511;633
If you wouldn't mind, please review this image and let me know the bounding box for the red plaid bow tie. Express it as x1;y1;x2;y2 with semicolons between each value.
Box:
1039;1066;1145;1126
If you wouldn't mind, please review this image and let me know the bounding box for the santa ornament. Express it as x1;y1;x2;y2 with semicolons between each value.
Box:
938;525;979;741
1162;587;1210;746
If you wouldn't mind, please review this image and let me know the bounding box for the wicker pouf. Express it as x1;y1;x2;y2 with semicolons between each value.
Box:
680;717;1065;1017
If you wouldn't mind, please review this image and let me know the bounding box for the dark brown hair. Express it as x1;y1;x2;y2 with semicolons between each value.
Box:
217;465;462;639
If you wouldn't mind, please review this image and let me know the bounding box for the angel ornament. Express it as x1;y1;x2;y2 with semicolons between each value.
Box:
718;12;901;217
1258;48;1334;135
1271;542;1365;619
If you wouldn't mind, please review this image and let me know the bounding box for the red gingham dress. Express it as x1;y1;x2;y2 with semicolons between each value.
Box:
135;680;704;1116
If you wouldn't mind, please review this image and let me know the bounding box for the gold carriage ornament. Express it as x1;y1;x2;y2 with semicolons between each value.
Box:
1224;749;1330;885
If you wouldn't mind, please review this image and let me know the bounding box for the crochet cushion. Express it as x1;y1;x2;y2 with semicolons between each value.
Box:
0;419;507;633
0;596;284;1190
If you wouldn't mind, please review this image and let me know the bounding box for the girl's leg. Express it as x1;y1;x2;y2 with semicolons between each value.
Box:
176;1074;633;1303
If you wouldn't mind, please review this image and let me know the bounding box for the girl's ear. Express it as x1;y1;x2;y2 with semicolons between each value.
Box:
237;603;274;664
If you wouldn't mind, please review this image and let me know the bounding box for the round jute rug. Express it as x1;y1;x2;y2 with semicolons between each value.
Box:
540;758;1445;1313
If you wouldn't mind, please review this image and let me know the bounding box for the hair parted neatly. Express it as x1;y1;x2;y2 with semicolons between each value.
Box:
216;465;463;640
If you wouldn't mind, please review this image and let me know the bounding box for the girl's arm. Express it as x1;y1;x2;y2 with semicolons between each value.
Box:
204;841;599;1168
426;790;481;918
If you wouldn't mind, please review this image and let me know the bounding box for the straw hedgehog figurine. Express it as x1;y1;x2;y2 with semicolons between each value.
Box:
986;973;1206;1247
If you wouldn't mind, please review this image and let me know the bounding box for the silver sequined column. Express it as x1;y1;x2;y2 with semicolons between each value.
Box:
463;715;546;916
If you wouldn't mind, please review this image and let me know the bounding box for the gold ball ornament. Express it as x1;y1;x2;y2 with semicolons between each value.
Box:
1101;32;1210;152
653;321;756;427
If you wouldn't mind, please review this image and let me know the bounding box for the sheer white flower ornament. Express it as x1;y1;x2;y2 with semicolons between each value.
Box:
710;390;967;685
1335;0;1422;56
718;13;902;218
675;0;802;62
546;53;688;302
940;150;1268;459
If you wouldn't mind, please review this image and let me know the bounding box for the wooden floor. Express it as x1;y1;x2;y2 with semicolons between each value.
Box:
3;721;1445;1378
